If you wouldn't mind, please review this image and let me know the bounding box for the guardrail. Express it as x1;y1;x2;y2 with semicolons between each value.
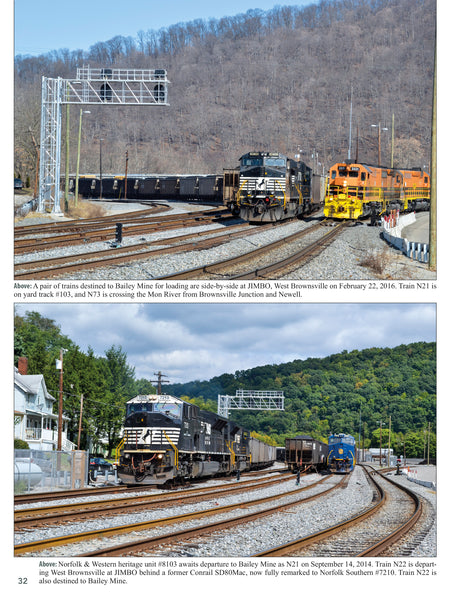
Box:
381;212;429;263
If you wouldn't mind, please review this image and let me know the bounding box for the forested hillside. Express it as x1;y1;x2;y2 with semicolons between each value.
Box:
165;341;436;458
14;0;435;184
15;310;435;458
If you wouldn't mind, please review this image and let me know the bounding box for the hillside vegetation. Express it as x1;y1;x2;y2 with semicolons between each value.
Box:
15;0;435;184
165;341;436;459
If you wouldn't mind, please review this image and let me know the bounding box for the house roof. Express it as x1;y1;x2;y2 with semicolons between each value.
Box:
14;369;55;401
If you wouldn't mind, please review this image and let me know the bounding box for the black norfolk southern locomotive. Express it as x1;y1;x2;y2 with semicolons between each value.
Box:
116;394;276;485
232;151;321;223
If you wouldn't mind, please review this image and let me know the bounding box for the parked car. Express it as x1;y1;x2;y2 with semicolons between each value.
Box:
14;178;23;189
89;456;114;474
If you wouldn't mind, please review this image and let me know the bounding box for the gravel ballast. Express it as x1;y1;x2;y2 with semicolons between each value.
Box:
15;201;435;280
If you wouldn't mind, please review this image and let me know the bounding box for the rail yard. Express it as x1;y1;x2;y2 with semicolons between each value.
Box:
14;199;434;280
14;464;436;558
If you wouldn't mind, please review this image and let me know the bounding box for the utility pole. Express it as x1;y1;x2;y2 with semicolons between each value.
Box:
57;348;67;451
124;150;129;201
28;128;40;198
429;43;437;271
151;371;170;394
390;113;394;168
77;394;84;450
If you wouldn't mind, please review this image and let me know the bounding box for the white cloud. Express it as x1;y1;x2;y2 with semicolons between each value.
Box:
15;303;436;382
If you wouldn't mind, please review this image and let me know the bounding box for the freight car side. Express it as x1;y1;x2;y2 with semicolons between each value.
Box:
285;436;328;472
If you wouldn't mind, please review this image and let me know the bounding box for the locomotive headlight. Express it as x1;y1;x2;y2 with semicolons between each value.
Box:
157;453;163;459
343;180;347;187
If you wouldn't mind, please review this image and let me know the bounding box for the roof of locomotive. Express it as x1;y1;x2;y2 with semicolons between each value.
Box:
239;151;287;160
329;161;427;174
126;394;185;404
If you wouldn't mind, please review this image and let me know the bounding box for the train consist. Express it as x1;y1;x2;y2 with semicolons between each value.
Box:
70;150;324;223
70;156;430;226
285;436;328;472
328;433;356;473
324;161;430;222
72;173;223;203
116;394;276;485
229;151;322;223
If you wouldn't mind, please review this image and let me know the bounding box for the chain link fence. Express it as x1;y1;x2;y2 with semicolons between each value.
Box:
14;449;89;493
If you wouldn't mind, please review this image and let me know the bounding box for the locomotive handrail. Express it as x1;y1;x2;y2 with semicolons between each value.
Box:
236;179;249;206
276;179;287;208
163;430;179;469
114;432;128;466
225;440;236;467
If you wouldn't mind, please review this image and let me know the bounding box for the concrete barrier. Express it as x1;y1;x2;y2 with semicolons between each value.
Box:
381;213;429;263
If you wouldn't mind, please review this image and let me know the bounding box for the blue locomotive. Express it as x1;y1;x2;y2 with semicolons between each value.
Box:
116;394;276;485
328;433;356;473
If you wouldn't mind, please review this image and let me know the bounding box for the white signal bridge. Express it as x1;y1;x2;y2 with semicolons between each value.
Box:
39;67;169;213
217;390;285;418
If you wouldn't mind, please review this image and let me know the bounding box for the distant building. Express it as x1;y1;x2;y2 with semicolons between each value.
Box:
14;358;74;451
369;447;395;466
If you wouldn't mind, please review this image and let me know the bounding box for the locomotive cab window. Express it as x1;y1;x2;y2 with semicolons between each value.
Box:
242;158;263;166
361;172;366;181
264;158;286;168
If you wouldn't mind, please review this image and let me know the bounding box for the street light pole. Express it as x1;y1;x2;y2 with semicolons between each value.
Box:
57;348;67;450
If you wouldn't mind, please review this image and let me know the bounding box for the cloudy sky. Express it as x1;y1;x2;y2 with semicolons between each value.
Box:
15;303;436;383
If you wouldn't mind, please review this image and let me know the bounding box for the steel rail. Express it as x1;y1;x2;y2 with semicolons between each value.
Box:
14;222;261;279
232;221;348;279
14;206;225;237
14;474;340;556
356;469;423;556
14;213;232;253
13;206;165;237
157;220;330;280
254;465;421;557
79;474;347;557
15;473;291;527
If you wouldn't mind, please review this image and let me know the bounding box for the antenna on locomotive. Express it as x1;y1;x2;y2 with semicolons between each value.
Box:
150;371;170;395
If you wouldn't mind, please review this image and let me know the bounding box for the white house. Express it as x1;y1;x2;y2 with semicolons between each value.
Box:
14;358;74;451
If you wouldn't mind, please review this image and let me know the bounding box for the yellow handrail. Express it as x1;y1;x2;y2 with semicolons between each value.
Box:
163;430;178;469
114;432;127;465
225;440;236;467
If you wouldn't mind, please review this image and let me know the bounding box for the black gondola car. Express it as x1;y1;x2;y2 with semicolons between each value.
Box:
285;436;328;472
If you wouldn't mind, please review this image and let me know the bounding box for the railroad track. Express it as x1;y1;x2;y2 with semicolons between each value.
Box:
14;222;259;279
255;465;423;557
14;472;292;528
158;221;348;280
14;473;343;556
14;207;231;254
